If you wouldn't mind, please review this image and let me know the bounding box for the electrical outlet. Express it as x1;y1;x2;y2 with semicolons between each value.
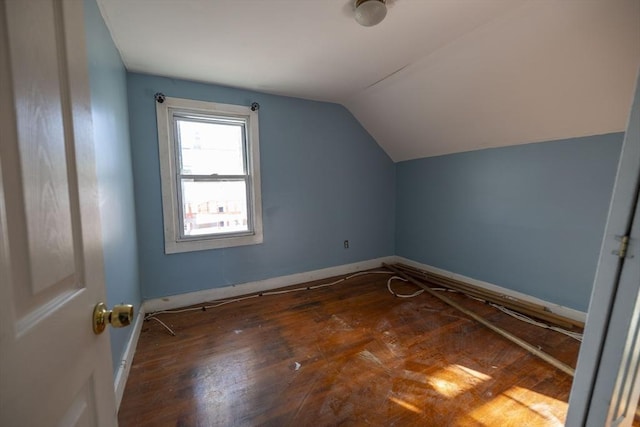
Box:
344;240;349;249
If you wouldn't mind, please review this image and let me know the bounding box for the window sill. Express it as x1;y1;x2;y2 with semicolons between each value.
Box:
164;232;263;254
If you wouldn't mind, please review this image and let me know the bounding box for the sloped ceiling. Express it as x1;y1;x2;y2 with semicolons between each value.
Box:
97;0;640;161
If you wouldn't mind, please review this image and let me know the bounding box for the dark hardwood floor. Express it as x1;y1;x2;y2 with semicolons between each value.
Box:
119;270;582;426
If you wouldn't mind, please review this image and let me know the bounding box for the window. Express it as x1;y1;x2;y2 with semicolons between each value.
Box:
156;96;262;253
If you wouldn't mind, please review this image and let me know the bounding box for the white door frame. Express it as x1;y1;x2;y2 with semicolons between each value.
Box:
567;73;640;426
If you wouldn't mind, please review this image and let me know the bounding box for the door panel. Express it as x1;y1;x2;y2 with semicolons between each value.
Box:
0;0;116;425
567;72;640;425
6;0;77;298
5;0;80;331
59;380;99;427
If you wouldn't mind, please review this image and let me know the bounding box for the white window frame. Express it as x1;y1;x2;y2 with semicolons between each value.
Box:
156;96;263;254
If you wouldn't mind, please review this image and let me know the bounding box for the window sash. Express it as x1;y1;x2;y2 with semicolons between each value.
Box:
176;176;253;240
173;115;248;176
172;113;254;241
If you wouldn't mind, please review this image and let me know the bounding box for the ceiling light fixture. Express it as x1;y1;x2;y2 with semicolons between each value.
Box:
354;0;387;27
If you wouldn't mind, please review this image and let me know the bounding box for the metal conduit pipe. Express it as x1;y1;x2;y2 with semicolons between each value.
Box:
383;263;576;377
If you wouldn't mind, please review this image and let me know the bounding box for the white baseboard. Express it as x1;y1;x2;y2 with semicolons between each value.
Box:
395;256;587;323
114;308;145;411
141;254;585;324
143;256;397;313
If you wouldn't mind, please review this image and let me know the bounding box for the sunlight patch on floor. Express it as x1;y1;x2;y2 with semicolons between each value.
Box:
388;396;423;414
426;364;492;399
464;385;567;427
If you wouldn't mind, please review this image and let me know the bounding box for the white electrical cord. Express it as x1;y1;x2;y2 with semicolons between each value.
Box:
488;303;583;341
386;276;425;298
386;275;583;342
145;316;176;336
146;270;583;342
144;270;396;334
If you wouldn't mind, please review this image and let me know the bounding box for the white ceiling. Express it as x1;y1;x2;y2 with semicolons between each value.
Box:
97;0;640;161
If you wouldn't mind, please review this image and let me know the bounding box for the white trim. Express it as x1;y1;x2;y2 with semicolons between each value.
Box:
143;256;397;313
141;255;586;323
395;256;587;323
156;96;263;254
114;308;145;412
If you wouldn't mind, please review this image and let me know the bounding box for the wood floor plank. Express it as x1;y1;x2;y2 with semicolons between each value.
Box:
119;271;582;426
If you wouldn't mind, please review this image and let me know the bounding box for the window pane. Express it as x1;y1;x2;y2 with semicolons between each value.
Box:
181;180;249;237
177;119;245;175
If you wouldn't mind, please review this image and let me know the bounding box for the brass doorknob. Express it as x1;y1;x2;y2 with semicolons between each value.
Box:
93;302;134;335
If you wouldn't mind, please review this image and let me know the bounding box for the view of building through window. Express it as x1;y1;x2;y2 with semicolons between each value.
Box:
181;181;248;235
177;119;249;236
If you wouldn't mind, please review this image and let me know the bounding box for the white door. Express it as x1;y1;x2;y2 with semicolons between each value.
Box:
0;0;117;426
594;197;640;426
567;73;640;426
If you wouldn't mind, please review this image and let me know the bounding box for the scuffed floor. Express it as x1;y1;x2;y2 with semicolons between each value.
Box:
119;271;581;426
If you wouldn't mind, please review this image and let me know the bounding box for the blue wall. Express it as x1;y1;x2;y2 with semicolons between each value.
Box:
84;0;141;375
126;73;396;300
396;133;623;311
